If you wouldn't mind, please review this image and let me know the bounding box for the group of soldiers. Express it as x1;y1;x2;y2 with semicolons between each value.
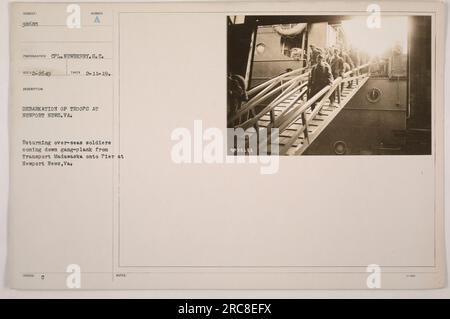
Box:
308;44;363;112
227;44;368;124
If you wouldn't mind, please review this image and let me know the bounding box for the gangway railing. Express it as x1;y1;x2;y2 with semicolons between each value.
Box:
228;67;310;127
230;63;371;155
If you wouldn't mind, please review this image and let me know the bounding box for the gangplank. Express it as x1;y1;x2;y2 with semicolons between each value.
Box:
230;64;370;155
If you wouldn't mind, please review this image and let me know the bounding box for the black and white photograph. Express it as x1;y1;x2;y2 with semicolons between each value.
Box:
1;0;448;298
227;15;432;155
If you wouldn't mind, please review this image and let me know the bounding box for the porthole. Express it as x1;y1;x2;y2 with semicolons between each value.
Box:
333;141;347;155
366;87;382;103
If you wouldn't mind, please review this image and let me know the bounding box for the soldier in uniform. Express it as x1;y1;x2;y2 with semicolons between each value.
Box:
349;47;361;88
329;49;345;107
340;48;355;88
308;53;333;113
308;44;323;67
349;47;361;68
227;74;248;125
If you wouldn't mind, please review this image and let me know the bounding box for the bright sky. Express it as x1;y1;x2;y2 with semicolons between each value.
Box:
341;16;408;56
